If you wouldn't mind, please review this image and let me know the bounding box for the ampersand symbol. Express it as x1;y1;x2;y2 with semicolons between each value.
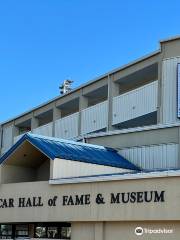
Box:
96;194;105;204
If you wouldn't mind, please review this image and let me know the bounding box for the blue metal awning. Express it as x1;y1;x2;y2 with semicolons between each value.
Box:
0;133;140;171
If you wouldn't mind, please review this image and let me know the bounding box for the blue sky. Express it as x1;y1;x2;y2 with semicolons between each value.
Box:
0;0;180;123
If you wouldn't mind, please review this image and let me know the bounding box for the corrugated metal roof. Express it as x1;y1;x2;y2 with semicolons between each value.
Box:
0;133;140;170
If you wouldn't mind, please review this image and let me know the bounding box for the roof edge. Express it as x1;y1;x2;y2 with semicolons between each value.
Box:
0;133;140;171
49;168;180;185
159;35;180;44
1;49;160;126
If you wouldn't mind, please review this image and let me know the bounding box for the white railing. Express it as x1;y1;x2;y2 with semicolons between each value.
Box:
112;80;158;125
1;146;10;155
1;125;13;155
14;132;28;143
55;112;79;139
32;122;53;137
81;100;108;135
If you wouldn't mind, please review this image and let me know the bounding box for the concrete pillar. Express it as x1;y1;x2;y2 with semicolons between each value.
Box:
178;127;180;168
94;222;104;240
71;222;94;240
78;91;89;136
31;114;39;131
12;122;19;144
50;160;54;179
0;125;2;149
157;59;163;124
0;125;2;155
107;74;119;131
79;94;88;110
53;105;62;121
52;104;62;137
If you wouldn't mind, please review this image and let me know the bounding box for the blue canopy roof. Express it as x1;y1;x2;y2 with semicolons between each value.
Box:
0;133;140;171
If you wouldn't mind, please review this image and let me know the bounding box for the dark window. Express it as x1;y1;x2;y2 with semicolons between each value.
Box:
60;226;71;239
15;225;29;237
0;225;13;239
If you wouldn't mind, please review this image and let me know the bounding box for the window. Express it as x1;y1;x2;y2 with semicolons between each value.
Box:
35;226;46;238
60;227;71;239
34;223;71;239
47;227;58;239
15;225;29;238
0;225;13;239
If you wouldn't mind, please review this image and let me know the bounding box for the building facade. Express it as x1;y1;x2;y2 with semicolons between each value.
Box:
1;36;180;239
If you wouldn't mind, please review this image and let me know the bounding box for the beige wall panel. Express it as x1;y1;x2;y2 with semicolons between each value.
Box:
0;176;179;222
71;222;95;240
53;158;128;179
14;113;32;126
104;221;180;240
112;54;159;82
87;127;179;149
33;103;54;117
2;121;14;128
1;165;36;183
82;77;108;95
161;38;180;59
55;90;81;107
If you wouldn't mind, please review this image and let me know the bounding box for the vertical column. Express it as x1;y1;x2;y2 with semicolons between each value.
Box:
1;123;14;153
31;113;39;132
178;127;180;169
94;222;104;240
12;121;19;144
53;104;62;137
0;125;2;155
107;74;119;131
157;59;163;124
78;90;88;136
49;160;54;179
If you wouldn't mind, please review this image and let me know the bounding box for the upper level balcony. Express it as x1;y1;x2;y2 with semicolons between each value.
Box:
32;122;53;137
1;63;159;155
55;112;79;139
81;100;108;135
13;109;54;144
112;80;158;128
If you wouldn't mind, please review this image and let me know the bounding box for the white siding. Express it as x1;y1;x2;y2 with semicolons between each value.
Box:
2;125;13;153
81;101;108;135
32;122;53;137
112;81;158;125
14;133;24;143
14;133;29;143
162;57;180;124
119;143;179;170
55;112;79;139
1;146;10;155
52;158;130;179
